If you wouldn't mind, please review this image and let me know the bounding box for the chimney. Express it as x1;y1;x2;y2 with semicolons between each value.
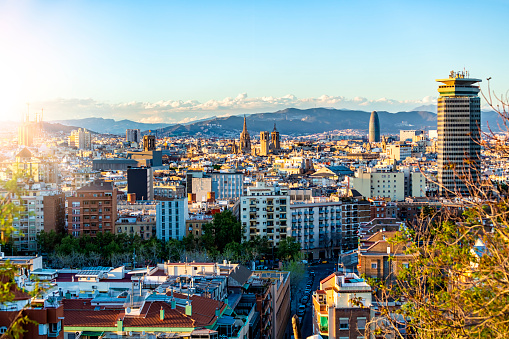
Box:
185;302;192;316
160;306;165;320
215;308;220;317
171;298;176;309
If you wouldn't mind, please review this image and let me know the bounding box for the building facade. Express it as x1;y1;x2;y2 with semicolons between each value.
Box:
436;71;481;196
68;128;92;150
312;272;372;339
289;199;368;260
126;128;141;143
66;180;117;237
369;110;380;143
155;197;188;241
239;182;289;247
127;167;154;201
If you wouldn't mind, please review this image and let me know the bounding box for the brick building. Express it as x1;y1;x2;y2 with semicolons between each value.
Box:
67;180;117;237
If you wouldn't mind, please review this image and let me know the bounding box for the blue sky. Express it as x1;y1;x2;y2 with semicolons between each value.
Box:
1;0;507;123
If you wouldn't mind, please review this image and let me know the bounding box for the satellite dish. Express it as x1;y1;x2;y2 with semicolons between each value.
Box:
127;307;131;313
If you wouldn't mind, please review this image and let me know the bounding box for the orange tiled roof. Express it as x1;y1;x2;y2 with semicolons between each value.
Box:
63;293;226;329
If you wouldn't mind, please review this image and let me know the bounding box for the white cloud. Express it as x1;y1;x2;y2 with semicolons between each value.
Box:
37;94;438;123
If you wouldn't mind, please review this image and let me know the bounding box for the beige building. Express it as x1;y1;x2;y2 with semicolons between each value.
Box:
115;215;156;240
185;214;213;237
386;143;412;162
68;128;92;150
352;169;406;201
312;272;372;339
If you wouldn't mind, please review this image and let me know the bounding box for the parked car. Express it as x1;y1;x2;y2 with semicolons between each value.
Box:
297;305;306;316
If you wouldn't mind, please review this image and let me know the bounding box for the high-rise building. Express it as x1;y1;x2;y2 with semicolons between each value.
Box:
260;131;270;156
436;71;481;196
126;129;141;143
68;128;92;149
368;110;380;143
239;116;251;154
127;167;154;201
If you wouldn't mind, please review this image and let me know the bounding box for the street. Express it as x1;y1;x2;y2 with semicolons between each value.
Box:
286;260;357;338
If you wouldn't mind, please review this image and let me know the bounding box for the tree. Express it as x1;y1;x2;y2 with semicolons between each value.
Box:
202;210;242;252
0;175;37;337
369;85;509;338
277;237;301;261
283;260;306;314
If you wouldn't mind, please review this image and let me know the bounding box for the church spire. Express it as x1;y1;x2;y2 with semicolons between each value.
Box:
273;122;277;132
243;115;247;132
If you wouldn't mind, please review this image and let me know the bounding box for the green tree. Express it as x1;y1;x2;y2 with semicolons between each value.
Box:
0;175;38;337
277;237;301;261
202;210;242;252
283;260;306;314
369;89;509;338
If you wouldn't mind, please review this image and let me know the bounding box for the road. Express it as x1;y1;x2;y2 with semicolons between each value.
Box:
286;261;356;338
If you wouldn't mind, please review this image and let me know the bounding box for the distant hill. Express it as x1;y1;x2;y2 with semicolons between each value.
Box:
46;108;505;137
153;108;439;137
49;118;169;135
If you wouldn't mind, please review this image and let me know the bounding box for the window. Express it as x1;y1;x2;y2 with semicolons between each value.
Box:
357;317;366;330
339;318;349;330
371;262;378;269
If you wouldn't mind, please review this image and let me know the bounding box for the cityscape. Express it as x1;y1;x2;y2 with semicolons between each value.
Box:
1;2;509;339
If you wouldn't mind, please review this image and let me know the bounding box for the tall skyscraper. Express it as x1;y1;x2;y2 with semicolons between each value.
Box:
239;116;251;154
436;71;481;196
368;111;380;142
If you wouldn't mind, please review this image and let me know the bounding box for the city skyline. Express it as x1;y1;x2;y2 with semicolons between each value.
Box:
1;1;508;123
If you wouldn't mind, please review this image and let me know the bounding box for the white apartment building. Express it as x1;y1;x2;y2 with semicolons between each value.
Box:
352;167;428;201
290;199;363;260
155;197;188;241
8;183;60;252
352;168;405;201
191;171;244;202
386;143;412;162
239;182;290;247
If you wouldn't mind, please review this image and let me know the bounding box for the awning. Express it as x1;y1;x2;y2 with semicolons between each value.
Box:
81;331;104;337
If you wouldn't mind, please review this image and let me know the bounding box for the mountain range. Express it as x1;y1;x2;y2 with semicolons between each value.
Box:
46;107;504;136
50;118;168;135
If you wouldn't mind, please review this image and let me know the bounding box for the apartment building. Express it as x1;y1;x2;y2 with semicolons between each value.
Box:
66;180;117;237
155;197;188;241
115;215;156;240
239;182;289;247
190;171;244;202
4;183;61;253
289;198;369;260
312;272;372;339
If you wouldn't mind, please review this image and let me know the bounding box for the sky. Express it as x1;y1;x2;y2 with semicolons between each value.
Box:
1;0;508;124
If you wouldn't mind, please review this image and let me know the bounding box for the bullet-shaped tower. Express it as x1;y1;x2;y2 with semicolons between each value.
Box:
368;111;380;143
